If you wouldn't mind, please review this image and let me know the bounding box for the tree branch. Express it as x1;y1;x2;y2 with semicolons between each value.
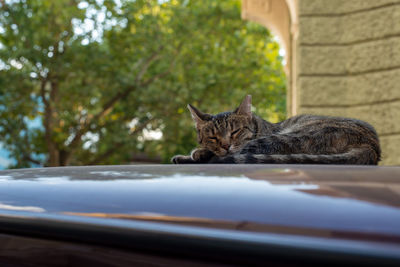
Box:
1;117;43;167
140;43;182;87
39;77;49;107
67;42;182;154
135;50;162;84
23;155;42;165
66;84;137;151
21;121;43;166
88;117;155;165
140;65;172;87
40;74;61;166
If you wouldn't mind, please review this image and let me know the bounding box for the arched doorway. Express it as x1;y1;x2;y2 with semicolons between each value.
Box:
242;0;298;116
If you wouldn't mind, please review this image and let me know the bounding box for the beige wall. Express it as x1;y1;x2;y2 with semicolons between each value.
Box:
243;0;400;165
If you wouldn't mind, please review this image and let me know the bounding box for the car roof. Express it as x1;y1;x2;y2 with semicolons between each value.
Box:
1;164;400;264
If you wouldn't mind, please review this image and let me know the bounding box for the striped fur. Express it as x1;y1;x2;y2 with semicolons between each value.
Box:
172;95;381;165
209;146;379;165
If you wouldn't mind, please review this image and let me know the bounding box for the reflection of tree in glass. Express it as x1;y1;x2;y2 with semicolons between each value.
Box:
0;165;246;181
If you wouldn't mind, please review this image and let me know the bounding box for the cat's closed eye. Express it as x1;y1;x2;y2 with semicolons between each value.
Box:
231;129;241;137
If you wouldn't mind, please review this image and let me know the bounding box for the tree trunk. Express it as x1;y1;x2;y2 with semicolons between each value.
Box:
41;77;61;167
59;150;71;166
47;142;60;167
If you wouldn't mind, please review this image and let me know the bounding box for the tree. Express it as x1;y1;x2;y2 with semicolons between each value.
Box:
0;0;286;167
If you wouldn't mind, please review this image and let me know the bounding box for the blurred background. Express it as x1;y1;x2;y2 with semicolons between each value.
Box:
1;0;399;168
0;0;286;168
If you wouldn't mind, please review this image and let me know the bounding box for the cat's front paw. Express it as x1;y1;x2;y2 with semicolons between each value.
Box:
171;155;194;164
208;155;236;164
191;148;215;163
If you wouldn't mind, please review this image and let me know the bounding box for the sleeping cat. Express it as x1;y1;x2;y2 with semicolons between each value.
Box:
171;95;381;165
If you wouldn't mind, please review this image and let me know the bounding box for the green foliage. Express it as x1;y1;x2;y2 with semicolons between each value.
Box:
0;0;286;167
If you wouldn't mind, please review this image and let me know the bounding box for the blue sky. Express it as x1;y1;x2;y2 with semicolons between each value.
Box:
0;144;13;170
0;116;42;169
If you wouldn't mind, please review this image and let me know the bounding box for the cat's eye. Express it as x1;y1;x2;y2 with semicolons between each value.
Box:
208;137;218;141
231;129;241;137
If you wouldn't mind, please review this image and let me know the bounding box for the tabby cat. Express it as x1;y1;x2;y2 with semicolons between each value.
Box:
172;95;381;165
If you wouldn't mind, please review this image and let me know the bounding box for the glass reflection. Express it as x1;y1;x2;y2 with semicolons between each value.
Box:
0;202;45;212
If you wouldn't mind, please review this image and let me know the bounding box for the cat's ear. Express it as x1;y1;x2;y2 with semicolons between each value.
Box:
187;104;210;127
235;95;252;118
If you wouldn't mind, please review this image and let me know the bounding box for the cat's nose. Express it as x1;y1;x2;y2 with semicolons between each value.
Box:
221;143;230;150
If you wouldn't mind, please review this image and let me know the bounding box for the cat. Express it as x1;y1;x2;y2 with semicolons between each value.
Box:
171;95;381;165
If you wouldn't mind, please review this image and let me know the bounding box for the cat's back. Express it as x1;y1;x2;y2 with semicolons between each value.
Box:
277;114;378;138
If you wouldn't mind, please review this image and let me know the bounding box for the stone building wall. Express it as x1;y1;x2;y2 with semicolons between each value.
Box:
242;0;400;165
297;0;400;165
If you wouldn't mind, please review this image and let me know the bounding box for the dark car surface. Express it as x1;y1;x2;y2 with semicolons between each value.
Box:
0;165;400;266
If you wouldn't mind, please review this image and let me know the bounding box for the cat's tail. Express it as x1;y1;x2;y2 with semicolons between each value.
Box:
211;146;380;165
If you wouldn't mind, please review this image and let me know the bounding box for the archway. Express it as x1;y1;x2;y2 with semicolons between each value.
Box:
242;0;298;116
